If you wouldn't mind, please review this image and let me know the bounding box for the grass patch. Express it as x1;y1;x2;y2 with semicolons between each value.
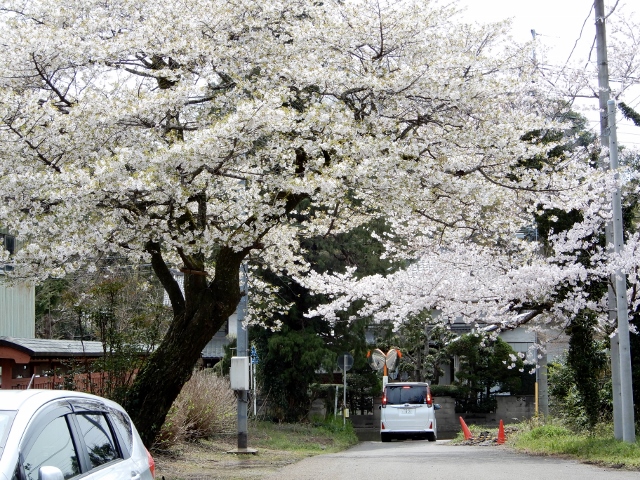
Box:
249;417;359;453
155;418;359;479
511;420;640;470
448;418;640;470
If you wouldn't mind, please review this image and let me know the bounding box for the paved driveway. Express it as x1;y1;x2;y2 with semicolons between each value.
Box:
264;440;639;480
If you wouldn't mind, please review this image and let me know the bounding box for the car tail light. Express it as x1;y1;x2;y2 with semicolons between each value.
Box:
426;390;432;406
382;391;387;406
381;422;386;430
146;448;156;479
429;421;433;429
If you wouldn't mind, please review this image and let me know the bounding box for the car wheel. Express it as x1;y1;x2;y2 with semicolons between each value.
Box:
427;432;437;442
381;433;392;442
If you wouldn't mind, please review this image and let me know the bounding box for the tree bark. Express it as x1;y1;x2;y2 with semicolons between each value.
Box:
123;246;245;446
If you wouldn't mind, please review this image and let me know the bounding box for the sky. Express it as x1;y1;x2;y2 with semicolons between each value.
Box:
454;0;640;149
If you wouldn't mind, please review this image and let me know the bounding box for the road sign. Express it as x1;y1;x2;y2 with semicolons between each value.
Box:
337;352;354;371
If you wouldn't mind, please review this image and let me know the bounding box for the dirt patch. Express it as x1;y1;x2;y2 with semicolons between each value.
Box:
451;425;518;446
154;439;309;480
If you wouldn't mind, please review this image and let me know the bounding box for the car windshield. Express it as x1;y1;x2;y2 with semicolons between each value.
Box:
0;411;17;456
385;385;427;405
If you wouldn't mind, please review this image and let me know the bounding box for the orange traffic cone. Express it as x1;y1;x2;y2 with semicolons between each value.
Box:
459;416;473;440
497;419;505;444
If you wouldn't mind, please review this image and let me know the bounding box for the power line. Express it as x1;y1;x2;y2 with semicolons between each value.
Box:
561;3;594;73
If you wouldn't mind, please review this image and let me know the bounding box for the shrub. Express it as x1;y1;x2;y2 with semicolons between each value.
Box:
446;333;524;413
157;370;236;447
524;424;572;440
547;355;612;430
430;384;460;396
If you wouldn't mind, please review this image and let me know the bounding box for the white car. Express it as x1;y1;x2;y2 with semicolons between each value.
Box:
0;389;155;480
380;382;440;442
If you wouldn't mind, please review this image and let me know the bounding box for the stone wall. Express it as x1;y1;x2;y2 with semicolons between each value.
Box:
437;395;536;435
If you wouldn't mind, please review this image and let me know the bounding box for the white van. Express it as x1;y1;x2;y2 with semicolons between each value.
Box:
380;382;440;442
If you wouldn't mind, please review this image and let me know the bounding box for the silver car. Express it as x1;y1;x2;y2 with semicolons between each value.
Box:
380;382;439;442
0;390;155;480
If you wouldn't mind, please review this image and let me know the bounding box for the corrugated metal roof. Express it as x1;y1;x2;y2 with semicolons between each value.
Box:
0;336;105;357
201;336;228;359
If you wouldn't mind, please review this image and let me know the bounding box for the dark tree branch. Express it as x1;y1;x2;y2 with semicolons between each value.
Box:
145;241;185;315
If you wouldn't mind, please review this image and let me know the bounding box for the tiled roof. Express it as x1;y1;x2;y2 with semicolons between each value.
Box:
0;336;105;357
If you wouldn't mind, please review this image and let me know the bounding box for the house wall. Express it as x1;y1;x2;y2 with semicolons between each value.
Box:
0;281;35;338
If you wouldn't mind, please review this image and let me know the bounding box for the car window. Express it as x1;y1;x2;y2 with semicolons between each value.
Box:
107;409;133;458
385;385;427;405
0;411;16;452
23;415;80;480
75;413;120;469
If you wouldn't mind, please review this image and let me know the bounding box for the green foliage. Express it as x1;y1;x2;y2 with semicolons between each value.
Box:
548;350;611;431
565;312;610;428
382;311;455;384
347;369;381;415
35;278;69;330
523;424;572;440
529;110;621;430
251;218;398;421
510;111;597;184
512;421;640;469
215;337;235;377
303;217;398;278
446;333;525;413
254;327;335;422
34;262;171;404
250;418;358;453
429;384;461;396
619;102;640;127
631;327;640;421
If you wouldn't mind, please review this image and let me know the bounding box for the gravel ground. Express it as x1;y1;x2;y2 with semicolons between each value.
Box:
154;439;312;480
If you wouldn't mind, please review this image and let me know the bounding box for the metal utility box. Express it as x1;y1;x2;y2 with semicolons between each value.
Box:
230;356;250;390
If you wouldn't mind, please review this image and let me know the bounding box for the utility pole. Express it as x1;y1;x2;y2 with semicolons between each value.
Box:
594;0;635;443
231;263;256;453
608;99;636;443
594;0;620;440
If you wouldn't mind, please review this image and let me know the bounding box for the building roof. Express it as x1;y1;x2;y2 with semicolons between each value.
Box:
201;336;227;359
0;336;105;358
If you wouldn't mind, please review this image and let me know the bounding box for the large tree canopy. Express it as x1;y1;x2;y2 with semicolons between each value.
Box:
0;0;593;444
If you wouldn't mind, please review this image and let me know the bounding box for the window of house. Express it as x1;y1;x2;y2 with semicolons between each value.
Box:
12;364;30;379
0;233;15;255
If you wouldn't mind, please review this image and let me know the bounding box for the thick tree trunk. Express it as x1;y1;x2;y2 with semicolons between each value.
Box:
123;247;244;446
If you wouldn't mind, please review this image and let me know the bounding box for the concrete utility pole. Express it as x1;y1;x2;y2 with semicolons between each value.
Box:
594;0;621;440
594;0;635;443
607;99;636;443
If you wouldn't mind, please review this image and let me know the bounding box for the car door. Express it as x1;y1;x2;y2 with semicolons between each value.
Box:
70;411;134;480
19;403;80;480
18;400;140;480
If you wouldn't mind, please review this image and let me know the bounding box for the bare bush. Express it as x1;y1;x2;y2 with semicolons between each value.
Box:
157;370;236;447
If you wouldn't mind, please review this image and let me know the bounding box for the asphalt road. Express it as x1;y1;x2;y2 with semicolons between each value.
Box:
263;440;639;480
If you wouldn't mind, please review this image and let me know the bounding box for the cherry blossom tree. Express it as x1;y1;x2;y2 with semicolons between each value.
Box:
300;3;640;357
0;0;590;443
